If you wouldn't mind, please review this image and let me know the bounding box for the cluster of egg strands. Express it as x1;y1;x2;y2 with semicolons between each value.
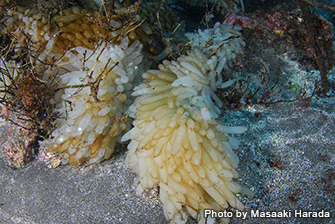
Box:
122;47;254;223
41;37;143;165
49;2;145;55
51;6;109;54
185;22;246;87
49;5;139;55
4;4;139;57
2;6;56;56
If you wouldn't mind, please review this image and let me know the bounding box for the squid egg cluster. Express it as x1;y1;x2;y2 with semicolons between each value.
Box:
40;37;144;165
122;46;253;223
185;22;246;80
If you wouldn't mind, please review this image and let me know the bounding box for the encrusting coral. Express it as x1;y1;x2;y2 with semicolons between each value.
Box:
122;23;254;223
40;36;144;165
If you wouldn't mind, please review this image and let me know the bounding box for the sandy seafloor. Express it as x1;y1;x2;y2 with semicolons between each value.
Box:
0;88;334;224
